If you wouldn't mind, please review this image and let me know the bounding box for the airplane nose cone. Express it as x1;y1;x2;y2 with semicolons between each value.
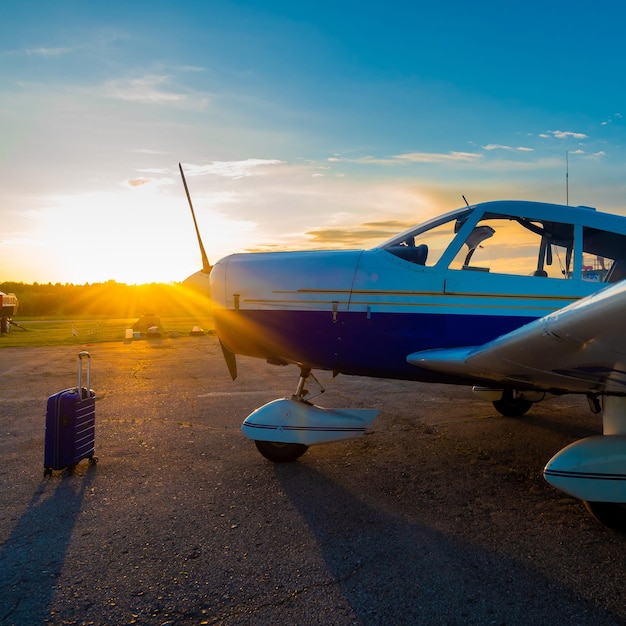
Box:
183;269;212;296
208;256;229;307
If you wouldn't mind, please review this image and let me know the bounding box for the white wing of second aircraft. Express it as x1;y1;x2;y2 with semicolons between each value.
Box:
407;280;626;395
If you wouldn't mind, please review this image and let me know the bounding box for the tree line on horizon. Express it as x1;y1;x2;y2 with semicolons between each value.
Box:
0;280;211;318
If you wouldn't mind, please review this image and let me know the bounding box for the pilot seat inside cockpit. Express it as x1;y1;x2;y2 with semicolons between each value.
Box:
386;242;429;265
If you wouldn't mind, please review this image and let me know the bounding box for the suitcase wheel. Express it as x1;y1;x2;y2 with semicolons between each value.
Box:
42;457;97;478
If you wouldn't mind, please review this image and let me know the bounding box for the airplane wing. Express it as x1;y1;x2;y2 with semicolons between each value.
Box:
407;280;626;395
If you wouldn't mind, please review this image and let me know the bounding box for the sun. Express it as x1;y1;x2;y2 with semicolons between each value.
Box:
23;186;255;285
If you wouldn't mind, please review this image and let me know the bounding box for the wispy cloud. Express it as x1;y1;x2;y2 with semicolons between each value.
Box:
327;155;397;165
133;149;168;156
305;218;415;247
182;159;284;179
601;113;623;126
7;28;128;60
393;151;482;163
568;149;606;158
25;47;73;57
540;130;588;140
179;65;205;73
127;178;151;187
329;151;482;165
123;176;173;189
102;75;205;107
482;144;534;152
136;167;170;173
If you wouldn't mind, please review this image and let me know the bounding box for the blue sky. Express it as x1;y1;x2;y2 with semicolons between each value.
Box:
1;0;625;284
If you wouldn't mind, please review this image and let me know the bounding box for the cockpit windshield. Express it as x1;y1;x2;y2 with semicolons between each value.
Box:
379;208;471;268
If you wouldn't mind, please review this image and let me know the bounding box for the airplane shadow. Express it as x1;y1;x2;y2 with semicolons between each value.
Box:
272;461;619;625
0;468;96;625
517;411;602;440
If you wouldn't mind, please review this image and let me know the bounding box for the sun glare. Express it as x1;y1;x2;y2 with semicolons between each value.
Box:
25;187;256;285
8;173;454;286
64;281;213;319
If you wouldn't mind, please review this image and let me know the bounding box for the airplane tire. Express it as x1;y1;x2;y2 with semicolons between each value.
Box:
492;390;532;417
254;440;309;463
584;501;626;532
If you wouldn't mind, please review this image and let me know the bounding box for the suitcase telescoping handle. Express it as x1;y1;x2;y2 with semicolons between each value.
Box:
77;351;91;400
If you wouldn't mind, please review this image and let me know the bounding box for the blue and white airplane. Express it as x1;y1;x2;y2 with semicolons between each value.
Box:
180;164;626;530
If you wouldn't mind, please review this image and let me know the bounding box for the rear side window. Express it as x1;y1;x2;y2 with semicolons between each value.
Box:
582;227;626;283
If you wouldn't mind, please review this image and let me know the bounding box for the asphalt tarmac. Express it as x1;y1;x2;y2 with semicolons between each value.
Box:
1;335;626;625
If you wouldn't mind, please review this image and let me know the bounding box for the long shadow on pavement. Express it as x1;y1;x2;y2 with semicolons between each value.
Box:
0;468;96;625
273;462;620;625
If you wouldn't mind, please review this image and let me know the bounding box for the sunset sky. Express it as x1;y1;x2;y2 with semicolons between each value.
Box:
2;0;626;285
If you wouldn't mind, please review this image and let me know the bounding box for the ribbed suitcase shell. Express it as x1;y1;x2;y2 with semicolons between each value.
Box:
44;352;97;476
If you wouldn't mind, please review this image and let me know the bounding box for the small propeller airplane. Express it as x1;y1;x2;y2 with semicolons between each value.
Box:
179;163;626;531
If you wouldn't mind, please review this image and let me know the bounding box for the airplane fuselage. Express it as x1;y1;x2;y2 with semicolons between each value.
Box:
211;199;619;387
195;193;626;526
212;253;594;384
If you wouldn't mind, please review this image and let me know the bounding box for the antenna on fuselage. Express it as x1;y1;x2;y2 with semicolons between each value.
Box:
566;151;569;206
179;162;212;274
462;195;470;207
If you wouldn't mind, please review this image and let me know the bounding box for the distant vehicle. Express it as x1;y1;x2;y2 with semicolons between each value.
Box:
0;292;18;334
180;164;626;530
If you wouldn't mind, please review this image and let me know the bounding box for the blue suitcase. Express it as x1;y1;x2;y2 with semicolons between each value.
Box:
44;351;97;477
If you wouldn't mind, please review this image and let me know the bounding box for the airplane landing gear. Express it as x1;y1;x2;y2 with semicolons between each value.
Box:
252;366;320;463
254;440;309;463
493;389;533;417
244;366;378;462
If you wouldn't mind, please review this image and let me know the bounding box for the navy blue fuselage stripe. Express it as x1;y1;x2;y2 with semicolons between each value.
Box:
216;309;537;382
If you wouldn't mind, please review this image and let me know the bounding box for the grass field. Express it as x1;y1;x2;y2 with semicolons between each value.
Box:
0;316;215;348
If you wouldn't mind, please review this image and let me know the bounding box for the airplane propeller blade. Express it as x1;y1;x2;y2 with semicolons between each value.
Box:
220;339;238;380
179;162;212;274
179;162;237;379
